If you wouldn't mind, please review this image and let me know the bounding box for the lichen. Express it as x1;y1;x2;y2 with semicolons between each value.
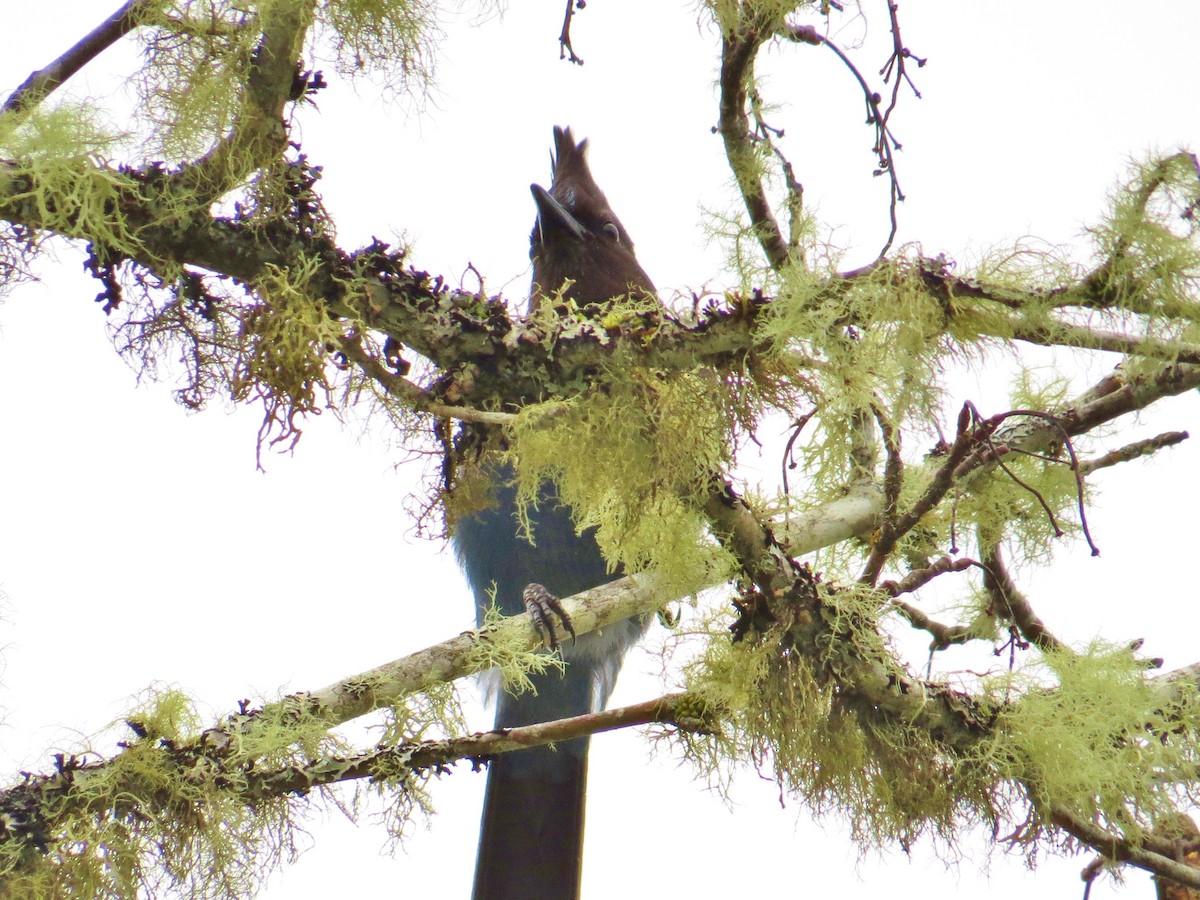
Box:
505;363;739;599
993;642;1200;842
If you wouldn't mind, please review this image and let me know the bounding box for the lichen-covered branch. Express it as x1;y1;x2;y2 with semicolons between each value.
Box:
176;1;312;202
1050;807;1200;892
233;693;692;798
715;10;790;271
2;3;1200;895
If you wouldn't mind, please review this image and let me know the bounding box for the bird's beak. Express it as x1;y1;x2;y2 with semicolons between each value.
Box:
531;184;586;245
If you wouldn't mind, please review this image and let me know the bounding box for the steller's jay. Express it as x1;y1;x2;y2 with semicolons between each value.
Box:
453;127;657;899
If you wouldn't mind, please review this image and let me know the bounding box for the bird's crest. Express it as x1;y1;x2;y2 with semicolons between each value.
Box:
545;126;631;246
528;126;655;312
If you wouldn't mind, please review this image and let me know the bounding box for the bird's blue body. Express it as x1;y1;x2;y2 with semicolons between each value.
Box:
455;471;647;898
455;126;656;900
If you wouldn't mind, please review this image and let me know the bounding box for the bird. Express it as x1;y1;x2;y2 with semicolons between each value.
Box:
453;126;657;900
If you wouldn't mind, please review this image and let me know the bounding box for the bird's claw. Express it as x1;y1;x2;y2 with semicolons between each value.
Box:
523;582;576;651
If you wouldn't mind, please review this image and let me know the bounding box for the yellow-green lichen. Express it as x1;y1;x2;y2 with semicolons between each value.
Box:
505;366;739;599
993;642;1200;841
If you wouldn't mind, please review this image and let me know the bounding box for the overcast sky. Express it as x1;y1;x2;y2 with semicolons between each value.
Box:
2;2;1199;898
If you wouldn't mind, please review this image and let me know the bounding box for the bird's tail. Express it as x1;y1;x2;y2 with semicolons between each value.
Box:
472;668;596;900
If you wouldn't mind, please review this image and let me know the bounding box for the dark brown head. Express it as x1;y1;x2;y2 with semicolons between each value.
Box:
528;126;656;314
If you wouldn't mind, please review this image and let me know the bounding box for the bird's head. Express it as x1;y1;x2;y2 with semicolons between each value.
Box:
528;126;656;314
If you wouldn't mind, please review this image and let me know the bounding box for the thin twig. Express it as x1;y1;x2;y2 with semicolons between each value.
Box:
975;405;1098;556
748;87;806;260
338;335;516;426
1080;431;1189;475
557;0;583;65
780;410;815;498
884;555;985;650
860;402;988;583
879;1;926;122
789;26;908;260
889;597;973;650
2;0;153;116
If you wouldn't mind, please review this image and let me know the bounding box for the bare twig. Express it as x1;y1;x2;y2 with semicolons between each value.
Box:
780;409;815;498
1080;431;1189;475
2;0;153;116
747;87;806;261
974;405;1097;556
786;25;909;260
879;1;926;122
884;554;983;598
860;401;989;583
884;555;985;650
557;0;583;65
889;598;973;650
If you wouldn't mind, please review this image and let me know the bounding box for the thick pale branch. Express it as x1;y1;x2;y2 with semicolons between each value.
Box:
776;478;884;554
5;419;1200;875
296;574;661;729
0;575;667;866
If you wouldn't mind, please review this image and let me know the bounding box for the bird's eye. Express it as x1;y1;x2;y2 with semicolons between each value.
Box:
602;222;620;242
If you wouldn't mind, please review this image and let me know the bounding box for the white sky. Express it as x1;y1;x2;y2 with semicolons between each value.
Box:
1;2;1199;897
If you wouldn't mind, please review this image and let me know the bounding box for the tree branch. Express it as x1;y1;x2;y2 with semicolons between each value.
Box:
176;2;310;202
717;19;790;271
242;693;691;797
980;542;1067;655
1;1;153;116
1080;430;1189;475
1051;807;1200;892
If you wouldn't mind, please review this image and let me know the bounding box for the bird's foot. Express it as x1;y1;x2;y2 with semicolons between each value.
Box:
523;582;577;651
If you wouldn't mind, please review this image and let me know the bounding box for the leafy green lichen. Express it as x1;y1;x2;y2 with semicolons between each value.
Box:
993;642;1200;842
464;599;569;699
316;0;441;97
679;583;1000;854
506;364;739;599
0;686;316;897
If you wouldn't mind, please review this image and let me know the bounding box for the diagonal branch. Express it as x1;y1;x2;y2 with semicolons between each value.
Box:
1;0;154;117
980;542;1067;655
1080;430;1189;475
1051;807;1200;892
